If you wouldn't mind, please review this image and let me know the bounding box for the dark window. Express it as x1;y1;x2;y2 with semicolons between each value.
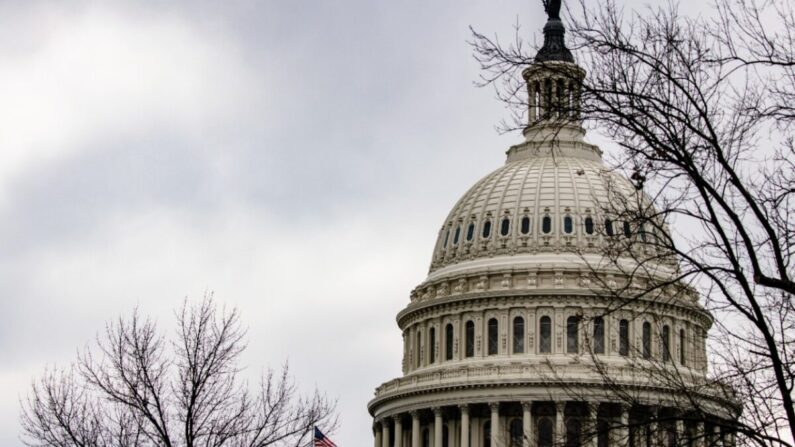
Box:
483;421;492;447
567;316;580;354
513;316;525;354
593;317;605;354
422;429;430;447
540;316;552;353
605;219;614;236
429;327;436;364
443;229;449;248
597;419;610;447
566;417;582;447
445;323;454;361
501;218;511;236
482;220;492;238
443;425;450;447
662;325;671;362
642;322;652;359
453;226;461;245
538;417;554;447
619;319;630;356
415;330;422;368
584;217;594;235
679;329;686;365
466;223;475;241
542;216;552;234
521;216;531;234
564;216;573;234
510;419;523;447
623;221;632;237
465;321;475;357
488;318;499;355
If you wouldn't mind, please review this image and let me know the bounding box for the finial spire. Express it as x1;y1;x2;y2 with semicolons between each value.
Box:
536;0;574;63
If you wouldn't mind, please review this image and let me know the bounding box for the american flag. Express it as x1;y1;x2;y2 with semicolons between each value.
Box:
314;427;337;447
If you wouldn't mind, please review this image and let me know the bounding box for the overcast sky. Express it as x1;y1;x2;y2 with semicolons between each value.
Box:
0;1;706;446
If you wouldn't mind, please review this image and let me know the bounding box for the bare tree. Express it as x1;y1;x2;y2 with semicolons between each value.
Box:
470;0;795;446
21;297;337;447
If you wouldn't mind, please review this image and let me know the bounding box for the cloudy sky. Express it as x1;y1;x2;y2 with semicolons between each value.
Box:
0;1;705;446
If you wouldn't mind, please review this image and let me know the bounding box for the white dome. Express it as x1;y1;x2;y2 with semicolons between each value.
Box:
430;133;639;274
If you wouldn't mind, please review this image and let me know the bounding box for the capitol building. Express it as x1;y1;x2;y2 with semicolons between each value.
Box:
367;3;739;447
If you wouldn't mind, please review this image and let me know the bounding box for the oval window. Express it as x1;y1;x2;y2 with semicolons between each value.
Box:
453;226;461;245
542;216;552;234
466;223;475;241
521;217;531;234
584;217;594;235
482;220;492;238
605;219;614;236
443;229;450;248
623;221;632;237
563;216;573;234
500;218;510;236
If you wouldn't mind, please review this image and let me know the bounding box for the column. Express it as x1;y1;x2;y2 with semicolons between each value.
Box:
383;419;391;447
522;401;533;447
434;407;444;447
617;405;630;447
675;418;684;447
555;401;566;447
712;425;722;447
375;421;383;447
694;421;705;447
412;411;421;447
394;415;404;447
460;405;470;447
490;402;500;446
587;403;598;447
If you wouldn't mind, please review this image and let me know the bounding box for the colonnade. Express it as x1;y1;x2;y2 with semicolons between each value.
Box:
373;401;735;447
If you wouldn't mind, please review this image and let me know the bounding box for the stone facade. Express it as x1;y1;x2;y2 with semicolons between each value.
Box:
368;9;738;447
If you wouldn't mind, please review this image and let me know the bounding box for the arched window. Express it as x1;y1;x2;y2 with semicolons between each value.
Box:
623;221;632;238
521;216;531;234
642;322;652;359
538;417;554;447
679;329;686;365
513;316;525;353
540;316;552;353
563;216;574;234
465;321;475;357
593;317;605;354
482;220;492;238
510;419;523;447
542;216;552;234
487;318;499;355
483;420;492;447
466;223;475;241
445;323;454;361
501;218;511;236
605;218;614;236
566;417;582;447
619;319;630;356
567;316;580;354
429;327;436;364
584;217;594;235
661;325;671;362
443;229;450;248
453;226;461;245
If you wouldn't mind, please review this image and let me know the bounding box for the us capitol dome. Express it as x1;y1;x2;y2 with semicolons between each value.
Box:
368;3;739;447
